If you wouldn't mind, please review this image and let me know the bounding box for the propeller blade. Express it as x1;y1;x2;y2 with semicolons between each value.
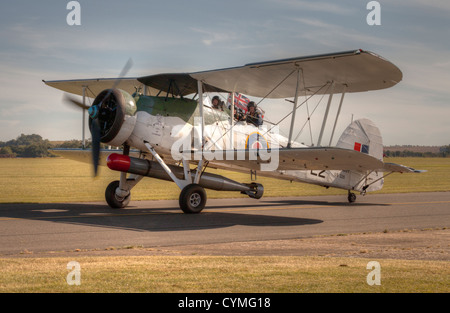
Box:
98;58;134;106
91;118;101;177
112;58;134;90
66;58;133;177
63;94;90;110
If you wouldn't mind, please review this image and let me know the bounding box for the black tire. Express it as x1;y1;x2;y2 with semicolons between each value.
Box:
179;184;207;214
348;192;356;203
105;180;130;209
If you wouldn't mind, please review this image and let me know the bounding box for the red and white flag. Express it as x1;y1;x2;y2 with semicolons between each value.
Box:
227;93;250;113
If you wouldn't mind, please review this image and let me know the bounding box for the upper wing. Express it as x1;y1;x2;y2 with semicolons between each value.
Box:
189;49;402;98
43;78;145;98
137;73;229;97
45;49;401;99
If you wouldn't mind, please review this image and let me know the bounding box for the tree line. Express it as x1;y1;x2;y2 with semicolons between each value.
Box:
384;148;450;158
0;134;97;158
1;133;449;158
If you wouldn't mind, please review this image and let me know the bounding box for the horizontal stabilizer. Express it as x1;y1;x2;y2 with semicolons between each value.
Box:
382;162;426;173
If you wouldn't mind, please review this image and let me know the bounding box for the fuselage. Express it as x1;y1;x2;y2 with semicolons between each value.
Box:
125;94;383;194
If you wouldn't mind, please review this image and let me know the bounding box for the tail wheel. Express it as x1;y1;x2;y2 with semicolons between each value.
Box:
348;191;356;203
105;180;130;209
179;184;207;214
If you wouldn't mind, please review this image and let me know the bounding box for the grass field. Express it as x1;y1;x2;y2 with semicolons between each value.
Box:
1;256;448;293
1;157;449;293
0;157;449;203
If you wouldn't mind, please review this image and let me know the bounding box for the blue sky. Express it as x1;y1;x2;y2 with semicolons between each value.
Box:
1;0;449;145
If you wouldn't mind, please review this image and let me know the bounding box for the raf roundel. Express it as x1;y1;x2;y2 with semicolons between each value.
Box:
245;132;269;150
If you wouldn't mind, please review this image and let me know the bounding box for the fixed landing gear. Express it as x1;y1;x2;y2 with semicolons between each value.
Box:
104;141;265;213
179;184;207;214
105;180;131;208
347;191;356;203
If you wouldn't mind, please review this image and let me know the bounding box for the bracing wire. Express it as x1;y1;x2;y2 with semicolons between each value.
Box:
259;82;332;143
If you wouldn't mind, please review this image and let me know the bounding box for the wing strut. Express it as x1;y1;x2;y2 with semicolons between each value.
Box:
317;81;335;146
287;68;302;148
230;91;235;149
329;85;347;146
82;86;87;149
259;82;330;143
196;80;206;184
197;80;205;148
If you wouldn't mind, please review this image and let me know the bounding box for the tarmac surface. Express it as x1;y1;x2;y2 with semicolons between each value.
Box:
0;191;449;259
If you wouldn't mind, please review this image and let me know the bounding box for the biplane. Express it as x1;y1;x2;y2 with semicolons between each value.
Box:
44;49;423;213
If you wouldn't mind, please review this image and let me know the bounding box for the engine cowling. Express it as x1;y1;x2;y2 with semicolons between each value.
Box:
89;89;137;146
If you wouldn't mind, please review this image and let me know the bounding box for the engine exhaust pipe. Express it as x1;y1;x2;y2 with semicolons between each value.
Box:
107;153;263;199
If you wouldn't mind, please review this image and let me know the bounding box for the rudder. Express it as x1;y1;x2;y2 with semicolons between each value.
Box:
336;118;384;193
336;118;383;160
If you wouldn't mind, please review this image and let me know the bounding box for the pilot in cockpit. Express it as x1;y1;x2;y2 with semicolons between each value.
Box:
245;101;263;127
212;96;224;111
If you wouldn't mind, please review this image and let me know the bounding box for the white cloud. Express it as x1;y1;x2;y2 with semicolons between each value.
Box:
190;27;238;47
407;0;450;12
269;0;357;15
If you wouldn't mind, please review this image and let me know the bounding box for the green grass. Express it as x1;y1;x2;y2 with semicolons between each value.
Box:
0;256;448;293
0;157;449;203
1;157;449;293
376;157;450;193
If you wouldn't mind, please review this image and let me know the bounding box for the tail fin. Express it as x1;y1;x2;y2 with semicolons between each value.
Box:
336;118;384;192
336;118;383;161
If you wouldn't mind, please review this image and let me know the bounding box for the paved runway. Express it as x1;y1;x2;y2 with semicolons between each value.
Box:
0;192;449;256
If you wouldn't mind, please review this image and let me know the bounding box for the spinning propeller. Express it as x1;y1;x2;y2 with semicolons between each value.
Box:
63;59;133;176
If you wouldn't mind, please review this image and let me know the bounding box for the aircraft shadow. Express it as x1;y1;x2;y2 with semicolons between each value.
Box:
0;202;323;233
206;198;389;210
257;198;390;207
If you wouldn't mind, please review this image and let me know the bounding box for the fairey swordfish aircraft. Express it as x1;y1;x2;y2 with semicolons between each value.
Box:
44;49;424;213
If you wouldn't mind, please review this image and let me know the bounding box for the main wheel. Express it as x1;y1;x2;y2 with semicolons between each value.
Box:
179;184;207;214
105;180;130;209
